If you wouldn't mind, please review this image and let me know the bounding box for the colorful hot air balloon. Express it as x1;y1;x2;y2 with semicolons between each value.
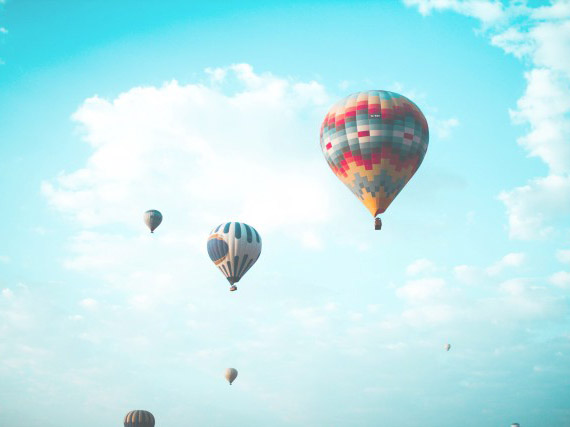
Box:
144;210;163;233
225;368;238;385
207;222;262;292
320;90;429;229
445;343;451;352
124;410;155;427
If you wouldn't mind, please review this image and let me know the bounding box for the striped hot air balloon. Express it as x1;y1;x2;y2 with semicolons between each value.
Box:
124;410;155;427
144;210;163;233
207;222;262;291
320;90;429;229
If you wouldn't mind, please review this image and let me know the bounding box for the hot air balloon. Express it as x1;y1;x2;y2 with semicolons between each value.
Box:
124;410;155;427
225;368;238;385
144;210;162;233
320;90;429;230
445;343;451;352
207;222;262;292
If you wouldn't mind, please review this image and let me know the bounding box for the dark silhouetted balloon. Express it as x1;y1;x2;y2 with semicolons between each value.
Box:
144;210;163;233
124;410;155;427
225;368;238;385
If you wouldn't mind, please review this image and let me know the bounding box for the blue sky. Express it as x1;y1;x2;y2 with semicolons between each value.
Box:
1;1;569;426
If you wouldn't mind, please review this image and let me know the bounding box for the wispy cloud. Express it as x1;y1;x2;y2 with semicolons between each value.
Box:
556;249;570;264
453;264;482;284
403;0;506;25
396;277;446;301
79;298;98;310
486;252;526;276
549;271;570;288
432;117;460;139
405;258;438;276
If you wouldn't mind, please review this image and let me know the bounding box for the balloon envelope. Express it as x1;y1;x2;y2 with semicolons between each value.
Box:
445;343;451;351
207;222;262;287
225;368;238;385
124;410;155;427
320;90;429;218
144;210;163;233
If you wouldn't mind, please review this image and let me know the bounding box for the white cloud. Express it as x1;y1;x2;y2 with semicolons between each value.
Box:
403;0;505;24
288;307;328;328
128;294;155;311
79;298;98;310
324;302;338;311
493;18;570;240
550;271;570;288
432;117;459;139
348;311;363;322
64;232;131;271
490;277;565;320
42;65;333;240
406;258;437;276
531;2;570;20
453;264;481;284
384;342;406;350
491;27;533;58
486;252;526;275
401;304;456;326
396;277;446;302
0;255;10;264
2;288;13;299
300;230;323;250
498;278;526;296
556;249;570;264
338;80;351;91
498;175;570;240
531;20;570;75
204;66;227;83
78;332;101;344
509;69;570;174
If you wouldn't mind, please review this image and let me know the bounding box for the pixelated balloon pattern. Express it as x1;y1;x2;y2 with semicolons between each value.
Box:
320;90;429;217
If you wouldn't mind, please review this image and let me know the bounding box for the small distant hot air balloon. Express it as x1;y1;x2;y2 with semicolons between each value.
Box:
320;90;429;230
225;368;238;385
144;210;162;233
445;343;451;352
207;222;262;291
124;410;155;427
